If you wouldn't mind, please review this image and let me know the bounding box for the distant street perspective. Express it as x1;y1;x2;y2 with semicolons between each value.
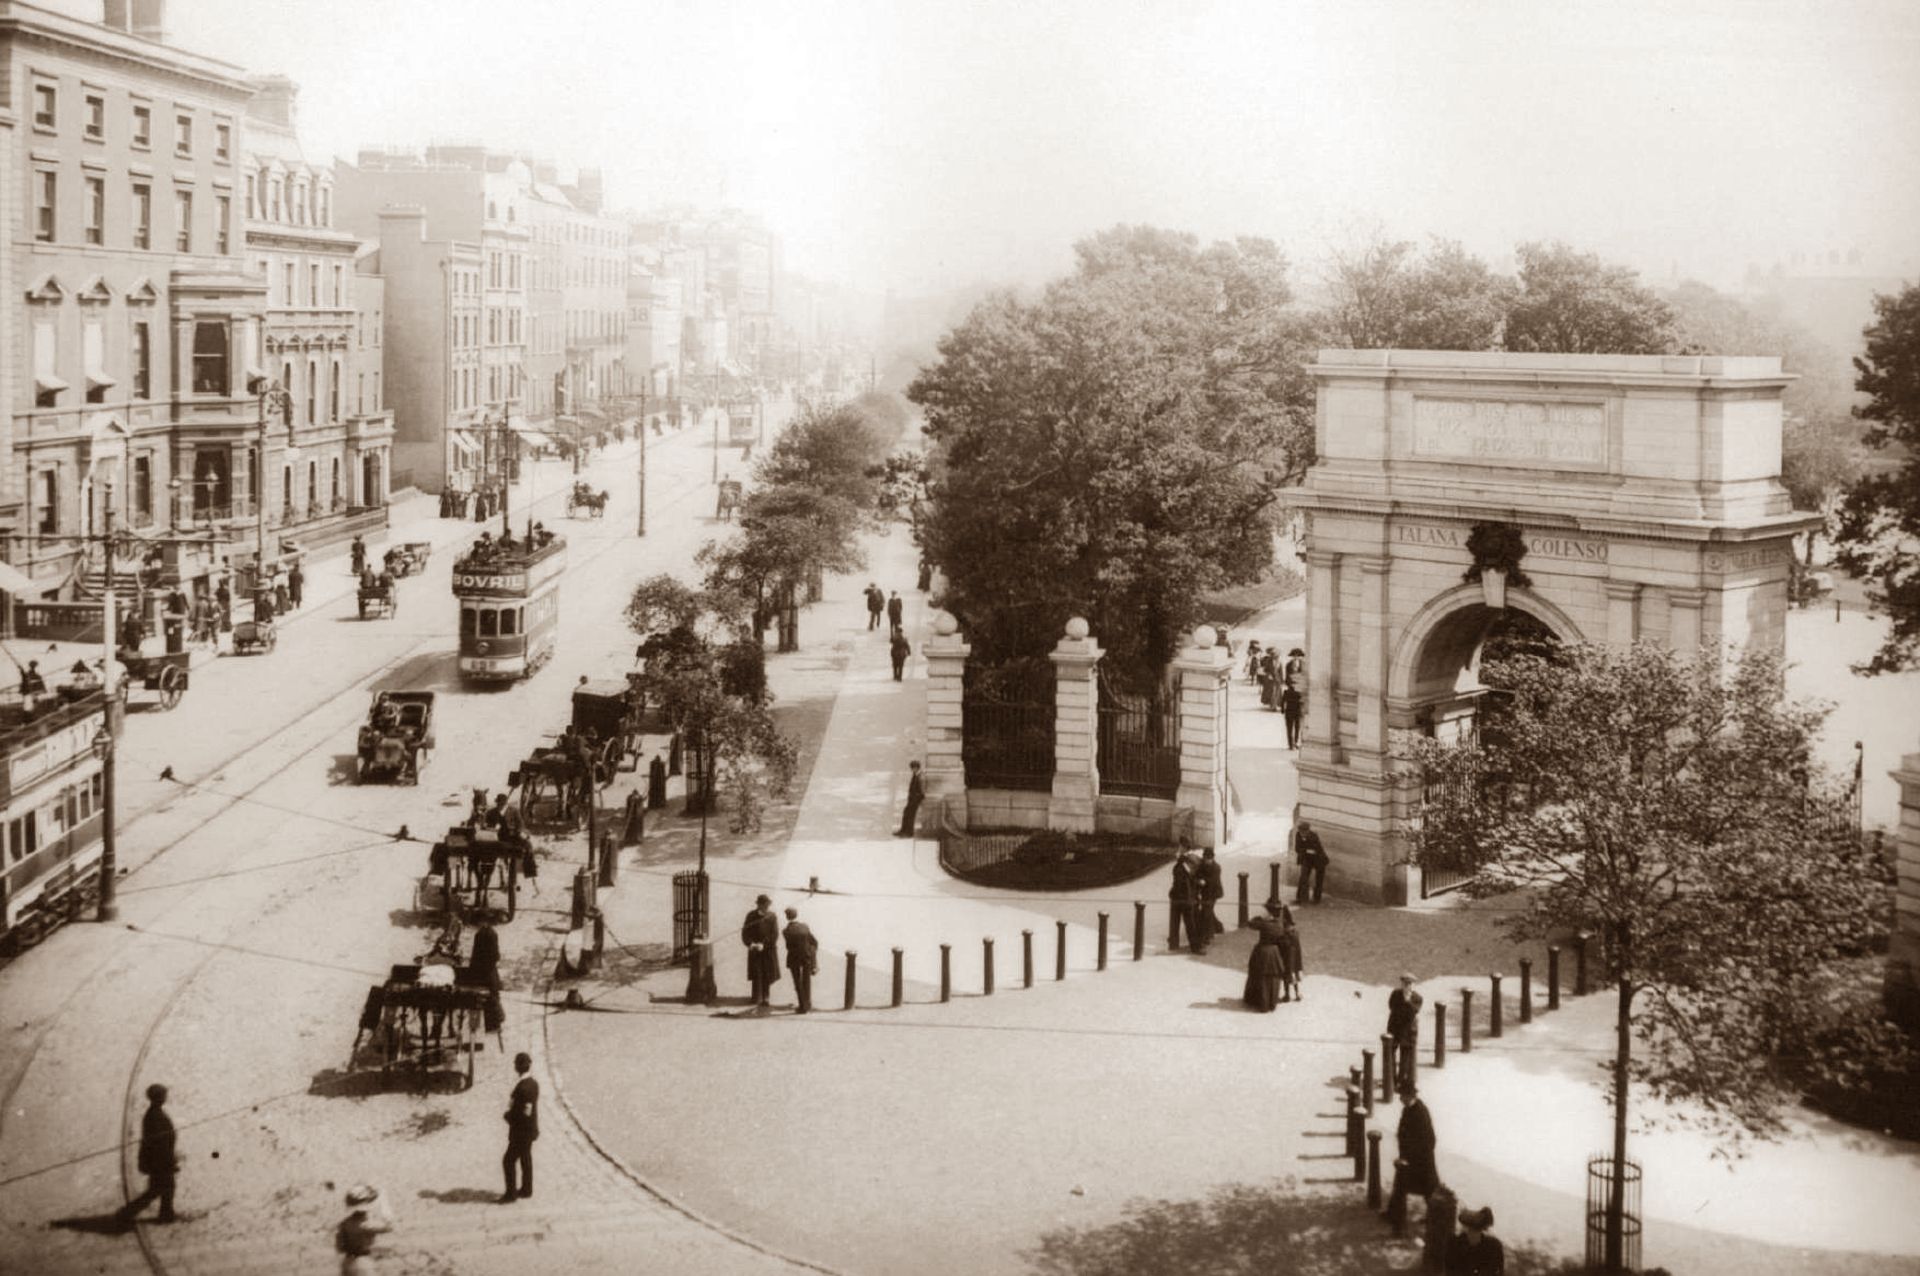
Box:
1;3;1918;1275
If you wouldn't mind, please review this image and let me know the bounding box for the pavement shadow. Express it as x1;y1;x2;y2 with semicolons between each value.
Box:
416;1187;499;1206
326;753;362;786
1025;1178;1581;1276
369;652;463;695
50;1210;136;1236
309;1066;468;1099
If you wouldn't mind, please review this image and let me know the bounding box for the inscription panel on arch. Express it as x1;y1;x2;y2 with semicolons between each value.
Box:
1411;396;1610;471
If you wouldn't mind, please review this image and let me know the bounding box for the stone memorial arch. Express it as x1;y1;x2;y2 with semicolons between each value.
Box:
1290;350;1817;903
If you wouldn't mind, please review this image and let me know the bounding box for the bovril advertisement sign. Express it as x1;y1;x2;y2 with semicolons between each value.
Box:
453;571;528;596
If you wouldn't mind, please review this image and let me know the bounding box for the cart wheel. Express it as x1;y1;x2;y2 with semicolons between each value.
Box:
157;664;184;710
405;750;419;785
597;740;620;790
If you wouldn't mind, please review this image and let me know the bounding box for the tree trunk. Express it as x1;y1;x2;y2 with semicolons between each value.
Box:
1607;971;1632;1271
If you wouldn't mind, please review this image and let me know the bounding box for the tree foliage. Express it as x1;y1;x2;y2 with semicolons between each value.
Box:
1406;641;1906;1151
625;575;794;833
909;225;1318;669
1320;234;1512;351
1504;241;1679;355
1834;282;1920;673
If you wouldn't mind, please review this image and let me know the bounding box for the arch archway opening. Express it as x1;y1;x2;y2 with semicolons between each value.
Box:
1409;605;1561;745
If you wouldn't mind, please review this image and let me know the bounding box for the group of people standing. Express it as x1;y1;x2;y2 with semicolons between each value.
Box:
1245;640;1306;749
864;582;914;681
1166;845;1226;953
740;893;821;1013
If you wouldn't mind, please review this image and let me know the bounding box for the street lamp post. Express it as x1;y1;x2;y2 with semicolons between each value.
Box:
252;378;293;587
95;482;119;922
636;380;648;538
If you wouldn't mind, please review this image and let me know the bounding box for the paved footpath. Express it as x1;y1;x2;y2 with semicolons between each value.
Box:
548;534;1920;1276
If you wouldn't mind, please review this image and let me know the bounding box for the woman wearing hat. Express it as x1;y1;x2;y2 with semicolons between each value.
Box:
335;1184;392;1275
1242;901;1289;1012
1445;1205;1504;1274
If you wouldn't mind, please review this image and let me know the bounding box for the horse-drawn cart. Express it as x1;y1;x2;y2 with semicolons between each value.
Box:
230;616;277;654
116;648;190;711
566;482;609;519
357;691;434;784
422;824;535;920
509;744;592;830
348;960;497;1090
715;479;744;522
357;576;397;619
572;679;644;778
385;542;433;579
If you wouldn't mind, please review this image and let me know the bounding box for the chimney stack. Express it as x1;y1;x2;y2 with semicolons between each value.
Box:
103;0;167;41
249;75;299;129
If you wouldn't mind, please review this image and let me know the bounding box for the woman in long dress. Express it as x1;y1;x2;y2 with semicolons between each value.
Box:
1243;901;1288;1011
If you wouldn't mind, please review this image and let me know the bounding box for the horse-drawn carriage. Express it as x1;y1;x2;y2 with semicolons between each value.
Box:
715;479;744;522
508;740;597;831
384;541;432;579
357;575;397;619
115;648;190;711
571;678;645;777
566;482;609;519
230;616;277;654
419;823;536;920
347;928;501;1091
357;691;434;784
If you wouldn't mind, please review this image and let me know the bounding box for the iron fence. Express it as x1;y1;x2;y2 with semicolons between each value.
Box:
1097;669;1180;801
962;662;1054;793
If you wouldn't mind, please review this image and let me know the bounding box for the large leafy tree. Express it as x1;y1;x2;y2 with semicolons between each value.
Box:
1504;241;1679;355
1834;282;1920;673
1321;233;1512;351
1407;641;1904;1268
909;225;1318;670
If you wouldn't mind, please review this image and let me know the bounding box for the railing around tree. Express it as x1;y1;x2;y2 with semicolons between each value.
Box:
1096;667;1180;801
961;660;1054;793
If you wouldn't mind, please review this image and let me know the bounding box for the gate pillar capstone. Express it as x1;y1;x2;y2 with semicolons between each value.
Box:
1888;746;1920;1031
922;612;970;824
1172;626;1232;848
1048;618;1102;833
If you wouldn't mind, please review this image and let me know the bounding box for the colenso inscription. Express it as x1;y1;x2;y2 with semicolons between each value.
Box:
1412;397;1607;467
1391;523;1607;563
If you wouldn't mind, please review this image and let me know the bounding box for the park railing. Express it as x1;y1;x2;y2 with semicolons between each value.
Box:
1096;668;1180;801
961;660;1054;793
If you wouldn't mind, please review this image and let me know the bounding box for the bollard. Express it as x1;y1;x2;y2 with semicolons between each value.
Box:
1056;920;1067;981
1423;1185;1459;1271
1361;1049;1376;1116
1023;929;1034;988
1490;972;1504;1038
844;950;858;1010
1168;899;1181;948
1098;912;1110;971
1349;1065;1362;1092
891;947;904;1007
1547;945;1562;1011
1461;988;1474;1052
1366;1130;1384;1210
1434;1002;1447;1068
1380;1034;1396;1104
983;938;995;995
1520;958;1534;1024
1237;872;1250;928
685;936;717;1005
1387;1162;1408;1234
598;833;618;887
590;912;606;971
571;868;592;931
1133;901;1145;961
1404;1031;1418;1093
940;944;951;1003
1575;932;1590;995
1346;1087;1365;1168
1269;861;1282;907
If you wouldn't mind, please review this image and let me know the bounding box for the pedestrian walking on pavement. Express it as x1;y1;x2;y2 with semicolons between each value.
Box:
1167;851;1197;951
889;630;911;681
648;754;669;809
215;577;232;632
1445;1205;1506;1275
1258;649;1278;709
1387;973;1424;1093
288;560;304;609
121;1083;180;1224
350;535;366;577
1243;639;1262;683
742;894;781;1007
335;1184;392;1275
1243;901;1287;1011
1393;1083;1440;1210
1281;906;1304;1002
499;1052;539;1202
886;590;903;634
1193;846;1224;953
896;760;925;838
1280;683;1303;748
864;583;883;630
1293;819;1328;903
783;907;819;1013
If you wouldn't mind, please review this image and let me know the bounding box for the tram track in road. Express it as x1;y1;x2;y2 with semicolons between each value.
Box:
80;430;768;1276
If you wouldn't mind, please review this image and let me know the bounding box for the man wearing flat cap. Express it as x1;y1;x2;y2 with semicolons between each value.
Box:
1445;1205;1505;1274
1387;973;1423;1092
121;1083;179;1224
783;907;820;1013
742;894;781;1008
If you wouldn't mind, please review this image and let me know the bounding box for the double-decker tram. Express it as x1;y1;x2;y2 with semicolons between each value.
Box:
452;530;567;681
0;688;113;953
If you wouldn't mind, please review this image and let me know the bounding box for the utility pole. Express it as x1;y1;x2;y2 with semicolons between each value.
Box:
96;484;119;922
636;381;647;537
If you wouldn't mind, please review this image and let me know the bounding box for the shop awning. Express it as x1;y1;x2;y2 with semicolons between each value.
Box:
513;428;560;450
0;561;44;595
448;430;481;460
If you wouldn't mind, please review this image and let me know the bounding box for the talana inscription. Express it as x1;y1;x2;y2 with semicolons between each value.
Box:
1392;523;1608;563
1412;397;1608;468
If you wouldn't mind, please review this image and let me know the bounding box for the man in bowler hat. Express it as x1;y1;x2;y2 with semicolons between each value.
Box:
1387;973;1424;1093
1293;819;1328;904
122;1083;179;1223
742;894;781;1007
783;907;819;1013
896;761;925;837
500;1052;539;1202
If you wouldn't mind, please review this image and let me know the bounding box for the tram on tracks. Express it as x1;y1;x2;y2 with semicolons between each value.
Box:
451;529;567;682
0;687;114;954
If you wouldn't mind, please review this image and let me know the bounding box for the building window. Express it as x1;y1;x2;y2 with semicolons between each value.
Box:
35;171;56;242
357;372;365;414
284;262;296;305
132;321;151;399
174;189;192;252
372;371;380;410
307;461;316;511
333;264;345;306
309;263;320;307
306;358;317;424
38;470;58;534
83;321;112;404
331;458;341;506
84;176;105;245
269;178;282;222
318;187;330;227
174;112;192;157
32;82;55;129
131;182;151;249
282;465;293;520
191;321;228;394
215;195;230;253
215;121;231;161
85;93;105;140
131;103;151;148
330;361;340;421
33;321;62;408
244;171;255;215
372;311;380;345
133;453;153;526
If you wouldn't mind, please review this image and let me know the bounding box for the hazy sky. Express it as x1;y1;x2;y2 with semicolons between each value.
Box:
104;0;1920;296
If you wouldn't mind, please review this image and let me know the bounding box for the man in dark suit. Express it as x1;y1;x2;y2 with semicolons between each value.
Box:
886;590;903;634
890;630;911;681
500;1052;539;1202
864;584;883;630
783;907;820;1013
896;761;925;838
121;1083;179;1224
1167;852;1196;950
648;753;669;809
1280;683;1303;749
1194;847;1224;954
741;894;781;1007
1294;819;1328;904
1387;973;1424;1092
1394;1083;1439;1205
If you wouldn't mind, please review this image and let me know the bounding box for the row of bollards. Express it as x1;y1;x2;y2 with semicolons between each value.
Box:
1426;933;1595;1069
